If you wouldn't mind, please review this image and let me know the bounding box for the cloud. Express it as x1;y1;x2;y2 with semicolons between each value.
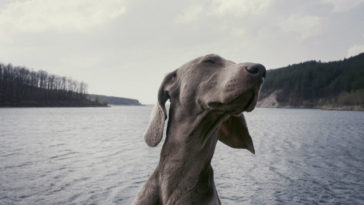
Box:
210;0;272;16
347;44;364;57
0;0;126;33
175;0;272;23
174;1;323;41
175;5;203;23
319;0;364;12
279;14;323;40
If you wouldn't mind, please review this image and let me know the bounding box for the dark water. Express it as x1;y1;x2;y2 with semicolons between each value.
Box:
0;106;363;205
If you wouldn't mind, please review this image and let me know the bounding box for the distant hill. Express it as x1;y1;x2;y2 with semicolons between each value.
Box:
0;63;106;107
87;94;141;105
258;53;364;110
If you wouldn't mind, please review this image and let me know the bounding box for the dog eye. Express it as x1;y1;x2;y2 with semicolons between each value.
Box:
202;59;216;64
170;72;177;81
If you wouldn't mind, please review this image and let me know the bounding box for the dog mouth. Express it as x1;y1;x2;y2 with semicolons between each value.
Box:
207;89;258;114
228;90;257;114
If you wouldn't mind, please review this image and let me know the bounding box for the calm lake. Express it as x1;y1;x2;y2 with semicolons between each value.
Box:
0;106;363;205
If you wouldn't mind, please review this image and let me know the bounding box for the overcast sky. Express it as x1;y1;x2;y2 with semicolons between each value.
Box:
0;0;363;104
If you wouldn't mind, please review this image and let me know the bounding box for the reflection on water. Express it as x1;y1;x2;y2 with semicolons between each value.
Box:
0;107;363;204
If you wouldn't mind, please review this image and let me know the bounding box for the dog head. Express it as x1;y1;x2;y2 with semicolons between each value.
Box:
144;54;265;154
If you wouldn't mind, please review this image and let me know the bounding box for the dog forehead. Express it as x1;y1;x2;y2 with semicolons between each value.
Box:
176;54;234;77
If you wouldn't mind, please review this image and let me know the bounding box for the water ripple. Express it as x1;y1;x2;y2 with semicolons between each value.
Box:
0;107;363;204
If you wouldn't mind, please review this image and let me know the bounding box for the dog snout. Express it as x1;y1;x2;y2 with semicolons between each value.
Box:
244;63;266;78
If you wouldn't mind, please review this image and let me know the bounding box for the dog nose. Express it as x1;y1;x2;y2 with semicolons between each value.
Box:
245;64;266;78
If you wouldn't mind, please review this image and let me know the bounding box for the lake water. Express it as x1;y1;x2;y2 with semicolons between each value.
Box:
0;106;363;205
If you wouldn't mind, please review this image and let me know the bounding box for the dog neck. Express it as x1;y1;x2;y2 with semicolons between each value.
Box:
156;104;226;201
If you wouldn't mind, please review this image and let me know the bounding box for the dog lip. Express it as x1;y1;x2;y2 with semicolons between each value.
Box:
229;90;256;114
243;92;256;112
207;101;223;108
245;90;260;112
206;90;255;114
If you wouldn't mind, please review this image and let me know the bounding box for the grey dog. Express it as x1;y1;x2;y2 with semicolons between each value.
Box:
134;54;266;205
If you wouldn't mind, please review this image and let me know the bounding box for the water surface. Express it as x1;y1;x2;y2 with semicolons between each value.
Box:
0;107;363;204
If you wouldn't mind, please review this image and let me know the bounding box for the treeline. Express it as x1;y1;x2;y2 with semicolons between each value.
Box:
87;94;142;105
0;63;106;107
259;52;364;109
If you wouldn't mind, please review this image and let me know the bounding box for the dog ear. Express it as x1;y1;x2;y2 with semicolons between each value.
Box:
218;114;255;154
144;72;176;147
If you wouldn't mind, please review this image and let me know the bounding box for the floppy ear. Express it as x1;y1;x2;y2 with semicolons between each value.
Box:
218;114;255;154
144;72;175;147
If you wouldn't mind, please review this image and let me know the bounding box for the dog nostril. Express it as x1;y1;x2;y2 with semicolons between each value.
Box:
245;65;259;74
245;64;266;77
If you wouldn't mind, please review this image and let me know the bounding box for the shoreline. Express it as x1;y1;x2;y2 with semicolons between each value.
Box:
0;103;146;108
257;105;364;111
0;102;108;108
0;105;109;108
1;104;362;111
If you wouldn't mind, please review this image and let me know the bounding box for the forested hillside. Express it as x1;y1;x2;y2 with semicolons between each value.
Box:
258;53;364;110
0;63;106;107
87;94;141;105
